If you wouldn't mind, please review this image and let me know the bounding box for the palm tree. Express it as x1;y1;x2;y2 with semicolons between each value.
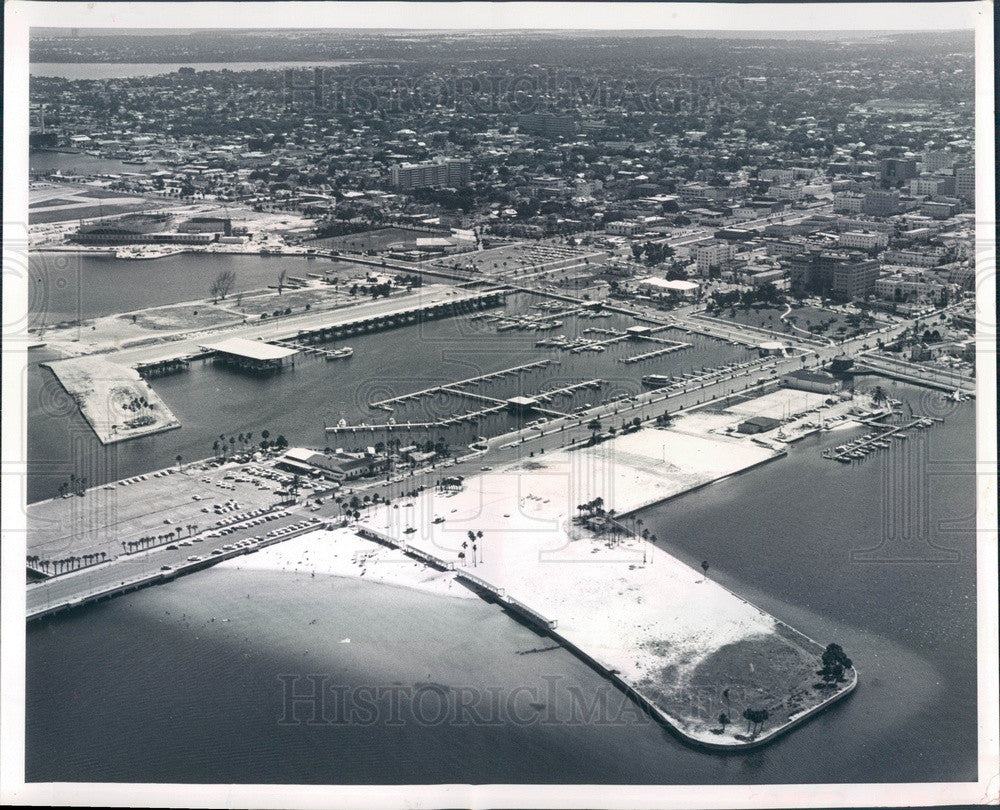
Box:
175;454;183;471
587;418;602;443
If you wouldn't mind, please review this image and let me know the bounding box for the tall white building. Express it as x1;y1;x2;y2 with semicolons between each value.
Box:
696;241;736;276
838;231;888;251
954;166;975;202
390;158;471;190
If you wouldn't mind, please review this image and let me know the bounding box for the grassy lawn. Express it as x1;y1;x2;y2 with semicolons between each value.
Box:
708;303;879;340
640;622;851;738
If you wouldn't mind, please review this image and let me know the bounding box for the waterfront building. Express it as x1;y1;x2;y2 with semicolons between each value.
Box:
277;448;384;481
178;216;232;235
780;369;843;394
72;213;172;245
201;337;298;373
736;415;782;434
635;277;700;300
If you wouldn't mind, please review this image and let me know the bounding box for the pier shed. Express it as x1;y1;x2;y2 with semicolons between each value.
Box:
506;395;539;413
202;337;298;373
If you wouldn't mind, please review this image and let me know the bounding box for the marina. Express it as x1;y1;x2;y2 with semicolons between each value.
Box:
823;416;941;462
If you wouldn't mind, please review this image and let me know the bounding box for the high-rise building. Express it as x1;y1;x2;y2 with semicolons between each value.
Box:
921;150;956;172
880;158;918;186
954;166;975;202
515;113;578;138
696;241;736;276
785;251;879;300
390;158;471;190
862;189;901;217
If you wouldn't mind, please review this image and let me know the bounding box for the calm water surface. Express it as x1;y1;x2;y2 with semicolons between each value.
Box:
24;253;978;783
25;392;977;784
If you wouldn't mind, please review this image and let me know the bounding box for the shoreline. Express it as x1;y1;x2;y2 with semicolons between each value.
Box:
354;420;859;751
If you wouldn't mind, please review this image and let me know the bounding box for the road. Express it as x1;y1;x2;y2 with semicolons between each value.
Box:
26;284;954;619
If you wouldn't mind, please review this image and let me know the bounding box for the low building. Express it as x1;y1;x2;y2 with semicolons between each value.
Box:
737;415;783;434
605;220;644;236
202;337;298;373
635;277;700;300
838;230;888;251
276;448;383;481
781;369;843;394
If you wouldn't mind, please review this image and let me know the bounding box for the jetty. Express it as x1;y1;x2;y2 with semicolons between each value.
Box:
369;359;554;410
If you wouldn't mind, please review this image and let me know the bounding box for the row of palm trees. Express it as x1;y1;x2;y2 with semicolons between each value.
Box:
211;430;289;460
121;523;199;555
27;552;107;575
575;498;658;546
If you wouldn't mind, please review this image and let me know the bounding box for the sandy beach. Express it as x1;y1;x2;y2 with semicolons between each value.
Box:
346;413;853;746
218;528;475;601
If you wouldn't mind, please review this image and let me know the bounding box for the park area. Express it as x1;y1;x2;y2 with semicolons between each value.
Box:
705;302;882;340
41;357;180;444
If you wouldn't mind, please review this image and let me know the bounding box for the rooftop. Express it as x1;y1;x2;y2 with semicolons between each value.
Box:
202;337;299;362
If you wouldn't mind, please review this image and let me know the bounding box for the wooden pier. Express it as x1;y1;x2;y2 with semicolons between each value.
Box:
269;338;353;361
620;339;692;364
135;356;192;378
369;359;554;410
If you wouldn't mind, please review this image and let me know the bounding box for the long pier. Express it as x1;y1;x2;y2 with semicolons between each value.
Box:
853;356;976;395
282;289;506;346
620;340;692;364
369;359;554;410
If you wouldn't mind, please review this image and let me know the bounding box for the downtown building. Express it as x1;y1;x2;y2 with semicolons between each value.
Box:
390;158;471;190
784;250;879;301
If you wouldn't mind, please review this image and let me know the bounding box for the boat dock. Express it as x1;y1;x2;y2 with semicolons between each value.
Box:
823;416;941;462
269;339;353;361
620;337;693;364
369;359;555;410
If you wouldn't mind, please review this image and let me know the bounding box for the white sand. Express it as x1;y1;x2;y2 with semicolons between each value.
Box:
354;418;804;743
218;528;475;601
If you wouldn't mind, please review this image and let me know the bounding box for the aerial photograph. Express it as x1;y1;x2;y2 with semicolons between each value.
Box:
2;2;996;808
